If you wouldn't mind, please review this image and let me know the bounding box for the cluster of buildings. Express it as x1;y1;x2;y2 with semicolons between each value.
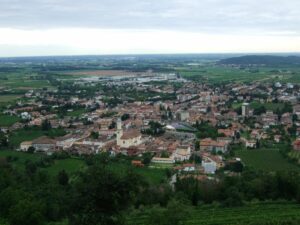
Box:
2;75;300;176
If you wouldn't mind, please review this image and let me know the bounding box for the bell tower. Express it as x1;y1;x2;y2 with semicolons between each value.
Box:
116;118;123;145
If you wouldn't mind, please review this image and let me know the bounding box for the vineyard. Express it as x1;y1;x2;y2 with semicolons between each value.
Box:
288;151;300;164
126;202;300;225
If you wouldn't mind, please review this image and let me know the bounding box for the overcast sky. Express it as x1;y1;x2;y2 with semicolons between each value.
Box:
0;0;300;56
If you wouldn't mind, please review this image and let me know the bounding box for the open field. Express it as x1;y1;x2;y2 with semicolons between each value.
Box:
42;158;86;176
8;127;66;147
235;149;300;171
66;108;87;117
62;70;140;77
0;150;85;175
250;101;286;111
0;95;22;103
107;162;168;185
126;202;300;225
0;114;20;127
178;65;300;83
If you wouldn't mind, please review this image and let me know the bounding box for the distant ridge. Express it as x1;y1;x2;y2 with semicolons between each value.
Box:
218;55;300;66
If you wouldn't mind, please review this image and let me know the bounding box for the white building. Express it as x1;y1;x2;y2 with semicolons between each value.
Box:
202;158;217;174
19;141;32;151
172;146;191;162
242;103;250;117
116;118;142;148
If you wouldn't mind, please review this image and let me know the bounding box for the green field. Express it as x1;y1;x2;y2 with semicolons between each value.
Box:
0;114;20;127
235;149;300;171
178;64;300;84
0;95;22;103
250;101;285;111
66;108;87;117
0;150;85;175
0;150;41;170
42;158;86;176
126;202;300;225
9;127;66;147
105;161;167;185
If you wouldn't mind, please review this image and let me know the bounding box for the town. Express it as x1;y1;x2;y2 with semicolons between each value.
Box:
1;62;300;178
1;55;300;225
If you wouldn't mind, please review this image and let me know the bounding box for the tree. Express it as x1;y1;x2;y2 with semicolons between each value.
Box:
58;170;69;186
146;200;189;225
253;105;266;115
27;146;35;154
9;199;45;225
70;165;144;225
121;113;130;121
25;161;37;175
41;119;52;131
90;131;99;139
142;152;152;165
0;132;8;148
142;121;165;136
161;151;169;158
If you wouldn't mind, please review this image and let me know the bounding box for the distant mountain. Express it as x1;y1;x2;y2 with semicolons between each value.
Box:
218;55;300;66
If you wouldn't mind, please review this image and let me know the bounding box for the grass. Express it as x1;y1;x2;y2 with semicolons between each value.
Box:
107;162;168;185
0;150;42;170
0;95;22;103
0;114;20;127
9;127;66;147
0;150;85;175
136;167;168;184
42;158;86;176
250;101;285;111
235;149;300;172
178;64;300;84
66;108;87;117
127;202;300;225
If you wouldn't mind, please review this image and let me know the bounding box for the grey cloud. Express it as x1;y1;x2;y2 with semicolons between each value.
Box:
0;0;300;34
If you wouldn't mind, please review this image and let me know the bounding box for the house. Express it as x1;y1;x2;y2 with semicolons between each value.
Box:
19;141;32;151
200;138;228;153
56;134;81;150
151;157;175;164
245;139;257;149
172;145;191;162
131;160;144;167
218;129;235;137
177;111;190;121
274;135;281;143
32;136;56;152
281;113;293;126
261;111;278;126
293;139;300;151
202;157;217;174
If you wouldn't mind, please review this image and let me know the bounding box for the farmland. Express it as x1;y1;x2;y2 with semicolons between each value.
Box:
126;202;300;225
0;95;22;103
62;70;140;77
177;64;300;84
235;149;300;172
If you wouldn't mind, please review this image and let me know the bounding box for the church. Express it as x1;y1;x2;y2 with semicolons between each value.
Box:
116;118;142;148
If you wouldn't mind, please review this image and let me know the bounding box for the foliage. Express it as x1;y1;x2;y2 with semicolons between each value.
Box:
142;121;165;136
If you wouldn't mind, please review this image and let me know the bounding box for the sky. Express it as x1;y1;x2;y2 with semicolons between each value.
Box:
0;0;300;57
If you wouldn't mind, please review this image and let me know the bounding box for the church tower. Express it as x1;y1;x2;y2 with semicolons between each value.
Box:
116;118;123;145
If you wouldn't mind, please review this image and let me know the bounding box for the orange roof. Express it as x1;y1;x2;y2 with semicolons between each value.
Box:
121;129;141;140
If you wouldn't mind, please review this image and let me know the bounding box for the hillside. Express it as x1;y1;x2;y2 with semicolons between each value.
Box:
218;55;300;66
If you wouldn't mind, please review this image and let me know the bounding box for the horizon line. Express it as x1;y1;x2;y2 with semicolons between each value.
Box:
1;52;300;59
